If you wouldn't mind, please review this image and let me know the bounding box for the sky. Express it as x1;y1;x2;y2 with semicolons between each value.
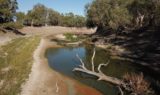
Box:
17;0;93;16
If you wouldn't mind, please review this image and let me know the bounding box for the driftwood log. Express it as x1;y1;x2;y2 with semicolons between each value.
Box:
73;49;153;95
73;48;125;94
73;54;122;85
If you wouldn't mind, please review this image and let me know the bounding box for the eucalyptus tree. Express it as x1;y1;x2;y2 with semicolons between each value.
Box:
86;0;160;32
24;4;85;27
47;9;61;26
16;12;25;23
10;0;18;18
85;0;133;33
61;12;75;27
74;15;86;27
0;0;18;23
61;12;86;27
128;0;155;28
25;3;48;26
154;0;160;26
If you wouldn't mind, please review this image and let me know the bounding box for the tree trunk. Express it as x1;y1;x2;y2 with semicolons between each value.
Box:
73;49;153;95
73;68;122;85
31;19;34;27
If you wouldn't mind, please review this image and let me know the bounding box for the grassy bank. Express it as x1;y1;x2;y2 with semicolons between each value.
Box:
0;36;40;95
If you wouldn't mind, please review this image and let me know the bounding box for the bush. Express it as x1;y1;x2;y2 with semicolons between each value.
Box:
64;33;79;42
123;73;154;95
2;22;24;29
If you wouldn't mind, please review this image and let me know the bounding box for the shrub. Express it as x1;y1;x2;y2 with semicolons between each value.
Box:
123;73;154;95
2;22;24;29
64;33;78;42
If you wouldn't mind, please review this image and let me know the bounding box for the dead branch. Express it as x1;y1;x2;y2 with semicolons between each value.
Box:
97;60;110;74
76;54;87;70
91;48;96;72
73;49;153;95
73;66;122;85
56;82;59;93
73;49;122;85
118;86;124;95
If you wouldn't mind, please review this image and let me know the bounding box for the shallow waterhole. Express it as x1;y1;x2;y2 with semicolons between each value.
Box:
45;44;142;95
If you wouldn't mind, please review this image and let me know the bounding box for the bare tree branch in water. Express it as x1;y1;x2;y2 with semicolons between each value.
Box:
73;49;154;95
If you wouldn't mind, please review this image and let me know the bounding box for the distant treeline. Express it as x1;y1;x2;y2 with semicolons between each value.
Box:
1;0;160;31
0;0;86;29
21;4;86;27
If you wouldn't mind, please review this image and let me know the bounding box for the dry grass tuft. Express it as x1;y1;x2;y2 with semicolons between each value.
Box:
123;73;154;95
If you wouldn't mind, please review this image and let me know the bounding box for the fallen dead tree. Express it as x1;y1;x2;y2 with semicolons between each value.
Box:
73;48;154;95
0;27;25;35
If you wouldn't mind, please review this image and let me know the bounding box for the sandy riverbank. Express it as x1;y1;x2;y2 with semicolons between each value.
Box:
20;26;96;37
20;27;101;95
1;26;100;95
21;36;101;95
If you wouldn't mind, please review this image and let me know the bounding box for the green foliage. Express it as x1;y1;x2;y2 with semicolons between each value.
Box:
0;0;20;30
24;3;47;26
0;0;11;22
24;4;85;27
47;8;61;26
1;22;23;29
0;0;18;23
154;2;160;26
108;6;131;29
86;0;160;31
86;0;132;30
64;33;79;42
16;12;26;24
74;15;86;27
61;13;86;27
61;13;75;27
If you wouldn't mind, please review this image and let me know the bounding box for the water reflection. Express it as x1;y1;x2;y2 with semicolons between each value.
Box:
45;45;138;95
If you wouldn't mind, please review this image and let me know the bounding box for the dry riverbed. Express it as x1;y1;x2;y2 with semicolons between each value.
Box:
1;26;102;95
21;38;101;95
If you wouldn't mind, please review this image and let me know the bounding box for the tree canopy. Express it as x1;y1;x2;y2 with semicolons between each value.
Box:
0;0;18;23
0;1;86;28
46;8;61;26
85;0;132;30
61;13;86;27
16;12;25;23
24;4;86;27
86;0;160;31
24;4;48;26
